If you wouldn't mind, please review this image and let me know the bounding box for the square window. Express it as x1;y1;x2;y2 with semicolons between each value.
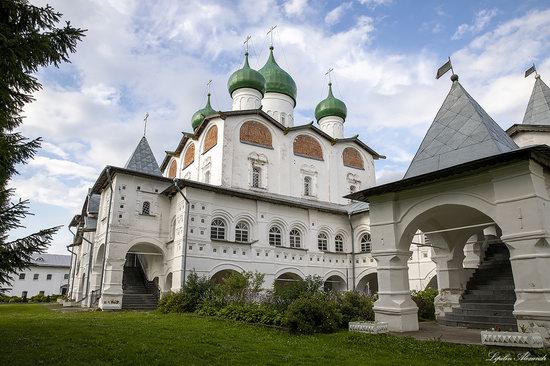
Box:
64;274;69;280
46;274;52;280
33;274;39;280
19;273;25;280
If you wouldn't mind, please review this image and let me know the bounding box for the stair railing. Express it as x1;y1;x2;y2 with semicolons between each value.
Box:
135;255;161;300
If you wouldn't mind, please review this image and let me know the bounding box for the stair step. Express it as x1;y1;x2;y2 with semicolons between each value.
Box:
438;319;517;331
459;302;514;310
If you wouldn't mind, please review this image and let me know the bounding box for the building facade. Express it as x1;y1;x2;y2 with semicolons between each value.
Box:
7;254;70;298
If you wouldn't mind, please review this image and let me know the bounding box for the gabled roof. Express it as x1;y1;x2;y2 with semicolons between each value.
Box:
31;254;71;268
124;136;162;176
160;109;384;170
404;78;517;179
522;76;550;126
91;166;173;195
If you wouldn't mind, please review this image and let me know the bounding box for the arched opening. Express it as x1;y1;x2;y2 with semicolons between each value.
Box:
274;272;302;288
425;275;437;290
392;203;517;331
324;275;346;292
356;273;378;295
210;269;239;284
121;243;164;309
165;272;173;292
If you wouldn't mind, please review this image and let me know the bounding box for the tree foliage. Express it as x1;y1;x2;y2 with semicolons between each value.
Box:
0;0;85;290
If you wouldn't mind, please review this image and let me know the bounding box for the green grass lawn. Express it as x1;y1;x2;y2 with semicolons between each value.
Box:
0;304;523;365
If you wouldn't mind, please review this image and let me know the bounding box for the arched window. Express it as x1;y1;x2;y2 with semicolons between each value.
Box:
303;176;312;196
142;201;151;215
317;232;328;251
203;125;218;154
289;229;301;248
360;233;371;253
168;160;177;178
293;135;324;160
240;121;273;148
335;234;344;252
343;147;364;169
235;222;249;243
269;226;282;246
211;219;225;240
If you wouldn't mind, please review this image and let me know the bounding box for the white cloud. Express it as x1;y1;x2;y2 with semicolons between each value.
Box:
358;0;393;9
325;2;352;26
283;0;308;16
29;156;98;180
452;9;498;40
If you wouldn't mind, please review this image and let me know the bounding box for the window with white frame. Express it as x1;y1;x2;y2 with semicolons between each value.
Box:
360;233;372;253
303;176;312;196
317;232;328;251
210;219;225;240
335;234;344;252
269;226;282;246
204;170;211;184
235;222;249;243
289;229;301;248
142;201;151;215
252;166;262;188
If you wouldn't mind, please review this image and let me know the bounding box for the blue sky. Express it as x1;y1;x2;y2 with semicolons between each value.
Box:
12;0;550;254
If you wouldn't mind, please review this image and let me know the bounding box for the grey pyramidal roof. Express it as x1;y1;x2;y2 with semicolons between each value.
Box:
124;136;162;176
522;76;550;126
404;79;518;179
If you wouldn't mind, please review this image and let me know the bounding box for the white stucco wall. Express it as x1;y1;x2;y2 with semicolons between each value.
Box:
9;266;69;297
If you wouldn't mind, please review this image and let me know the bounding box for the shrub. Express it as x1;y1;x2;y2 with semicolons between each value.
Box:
269;275;324;310
219;271;264;304
158;271;216;313
216;303;286;327
411;288;438;320
337;291;375;326
286;293;342;334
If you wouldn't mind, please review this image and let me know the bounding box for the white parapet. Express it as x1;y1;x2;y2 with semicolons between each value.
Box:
349;321;389;334
480;330;544;348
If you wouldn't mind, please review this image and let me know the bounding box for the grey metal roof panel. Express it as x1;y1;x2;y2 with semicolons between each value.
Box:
31;254;71;267
124;136;162;176
404;80;518;179
83;216;97;231
522;76;550;126
87;193;100;214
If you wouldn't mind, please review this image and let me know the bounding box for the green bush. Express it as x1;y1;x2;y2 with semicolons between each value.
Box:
219;271;264;304
158;271;216;313
7;296;26;303
411;288;438;320
337;291;375;326
269;275;324;310
286;293;342;334
216;303;286;327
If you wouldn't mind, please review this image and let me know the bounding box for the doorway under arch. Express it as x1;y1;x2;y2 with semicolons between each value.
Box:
356;273;378;295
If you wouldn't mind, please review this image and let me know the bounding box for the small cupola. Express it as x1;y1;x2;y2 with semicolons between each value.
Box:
191;93;216;130
258;46;297;103
315;82;347;121
228;52;266;111
315;82;347;138
228;52;266;96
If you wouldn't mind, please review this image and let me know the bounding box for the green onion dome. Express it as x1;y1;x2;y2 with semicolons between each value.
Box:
191;93;216;130
315;82;347;121
258;46;297;103
227;52;266;96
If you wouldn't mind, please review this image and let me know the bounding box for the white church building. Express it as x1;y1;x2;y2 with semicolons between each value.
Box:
67;44;550;342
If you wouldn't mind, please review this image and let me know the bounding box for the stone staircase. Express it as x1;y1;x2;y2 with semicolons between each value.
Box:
438;243;517;331
122;264;159;311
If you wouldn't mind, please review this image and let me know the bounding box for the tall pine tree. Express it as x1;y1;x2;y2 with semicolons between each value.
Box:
0;0;85;290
